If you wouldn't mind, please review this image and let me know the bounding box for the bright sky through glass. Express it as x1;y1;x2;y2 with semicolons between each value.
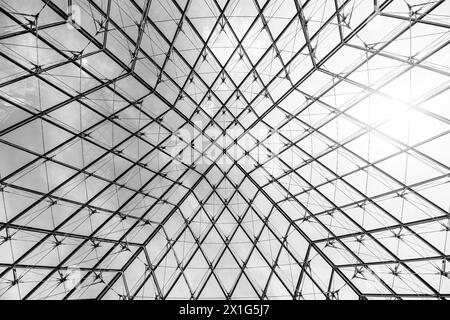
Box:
0;0;449;300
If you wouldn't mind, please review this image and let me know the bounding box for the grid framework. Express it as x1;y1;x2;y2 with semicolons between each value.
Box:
0;0;449;300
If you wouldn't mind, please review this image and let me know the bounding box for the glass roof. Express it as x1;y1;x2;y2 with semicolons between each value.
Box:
0;0;449;300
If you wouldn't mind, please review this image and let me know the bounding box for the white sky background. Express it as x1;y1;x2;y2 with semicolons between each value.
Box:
0;0;449;300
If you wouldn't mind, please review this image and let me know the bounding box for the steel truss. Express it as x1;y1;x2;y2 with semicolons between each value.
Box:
0;0;449;300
